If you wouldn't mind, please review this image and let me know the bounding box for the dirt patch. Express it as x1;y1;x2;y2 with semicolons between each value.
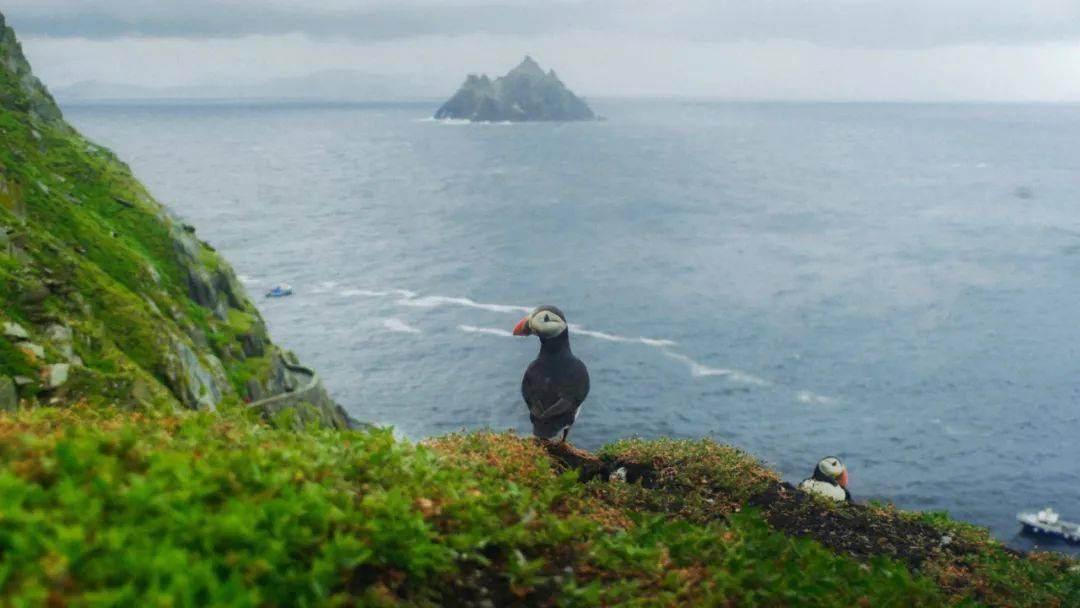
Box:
748;482;978;570
542;440;655;485
542;441;980;571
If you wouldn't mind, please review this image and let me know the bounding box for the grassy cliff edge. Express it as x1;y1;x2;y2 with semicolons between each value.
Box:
0;406;1076;606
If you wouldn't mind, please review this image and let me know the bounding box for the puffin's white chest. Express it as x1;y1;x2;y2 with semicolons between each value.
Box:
798;479;847;501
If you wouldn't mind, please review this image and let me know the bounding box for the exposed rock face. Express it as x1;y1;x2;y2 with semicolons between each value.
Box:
0;9;353;427
434;56;595;122
248;351;353;430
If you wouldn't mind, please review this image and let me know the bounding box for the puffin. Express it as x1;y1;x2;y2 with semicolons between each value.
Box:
513;305;590;442
798;456;851;502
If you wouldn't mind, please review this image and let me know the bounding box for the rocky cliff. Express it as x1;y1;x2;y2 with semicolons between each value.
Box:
0;11;349;427
434;56;595;122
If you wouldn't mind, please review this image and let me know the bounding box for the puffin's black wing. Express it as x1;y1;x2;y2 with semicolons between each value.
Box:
521;356;589;421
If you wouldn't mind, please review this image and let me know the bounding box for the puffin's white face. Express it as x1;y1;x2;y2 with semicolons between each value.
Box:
513;307;567;339
818;457;848;487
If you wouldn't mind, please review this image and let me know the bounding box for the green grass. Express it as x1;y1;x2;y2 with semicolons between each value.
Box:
0;336;33;378
0;408;1075;607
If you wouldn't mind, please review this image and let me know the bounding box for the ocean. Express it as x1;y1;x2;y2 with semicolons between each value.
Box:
65;99;1080;551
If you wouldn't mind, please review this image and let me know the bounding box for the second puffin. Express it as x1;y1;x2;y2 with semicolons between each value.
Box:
513;305;590;442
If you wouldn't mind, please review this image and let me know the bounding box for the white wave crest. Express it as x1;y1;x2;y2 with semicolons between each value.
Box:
569;325;677;348
662;351;771;386
459;324;514;337
397;294;531;314
640;337;679;348
795;390;841;405
341;288;390;297
382;319;422;334
425;117;473;125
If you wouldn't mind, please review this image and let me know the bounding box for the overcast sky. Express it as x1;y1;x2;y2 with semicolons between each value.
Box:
6;0;1080;101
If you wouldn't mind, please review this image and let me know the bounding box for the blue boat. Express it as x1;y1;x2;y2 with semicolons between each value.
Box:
264;284;293;298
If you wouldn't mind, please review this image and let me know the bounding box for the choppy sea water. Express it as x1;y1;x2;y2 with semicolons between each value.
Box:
66;100;1080;551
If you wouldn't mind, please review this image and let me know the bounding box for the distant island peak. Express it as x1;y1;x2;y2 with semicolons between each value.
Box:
434;56;595;122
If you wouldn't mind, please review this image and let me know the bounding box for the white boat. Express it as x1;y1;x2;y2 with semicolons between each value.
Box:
1017;508;1080;543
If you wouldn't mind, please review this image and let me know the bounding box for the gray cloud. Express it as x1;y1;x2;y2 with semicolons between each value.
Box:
4;1;603;42
5;0;1080;49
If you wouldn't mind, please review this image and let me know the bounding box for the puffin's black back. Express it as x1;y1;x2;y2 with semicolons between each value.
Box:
521;327;590;439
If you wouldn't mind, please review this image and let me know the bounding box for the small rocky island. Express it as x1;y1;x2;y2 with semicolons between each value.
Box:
434;56;595;122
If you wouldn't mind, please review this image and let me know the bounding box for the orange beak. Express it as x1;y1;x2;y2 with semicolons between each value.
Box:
513;316;531;336
838;470;849;488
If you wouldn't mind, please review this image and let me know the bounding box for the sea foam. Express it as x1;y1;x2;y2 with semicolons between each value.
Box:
382;319;422;334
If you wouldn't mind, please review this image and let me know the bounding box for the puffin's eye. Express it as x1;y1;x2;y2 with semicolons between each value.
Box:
544;314;550;322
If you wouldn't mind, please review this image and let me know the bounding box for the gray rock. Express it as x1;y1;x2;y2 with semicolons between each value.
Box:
2;321;29;340
145;264;161;285
18;342;44;359
249;353;352;430
43;363;69;389
0;376;16;412
434;56;595;122
45;324;75;360
163;336;227;411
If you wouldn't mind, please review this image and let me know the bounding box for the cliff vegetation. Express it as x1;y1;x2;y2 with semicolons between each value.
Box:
0;11;346;427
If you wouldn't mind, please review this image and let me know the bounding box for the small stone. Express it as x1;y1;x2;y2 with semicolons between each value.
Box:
45;324;72;343
2;321;29;340
13;376;33;386
46;325;76;360
42;363;70;389
17;342;44;360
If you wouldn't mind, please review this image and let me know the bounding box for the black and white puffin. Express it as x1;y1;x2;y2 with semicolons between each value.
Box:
798;456;851;502
513;305;590;442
